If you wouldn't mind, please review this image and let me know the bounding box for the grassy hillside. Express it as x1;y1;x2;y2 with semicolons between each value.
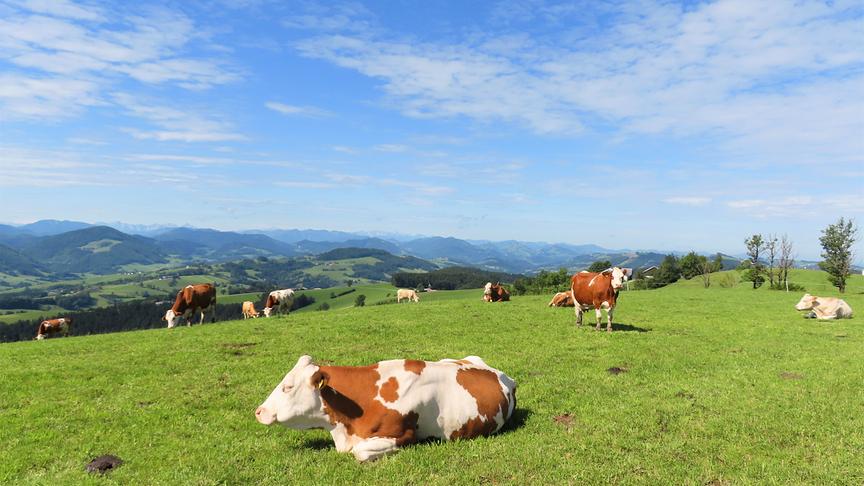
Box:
1;275;862;484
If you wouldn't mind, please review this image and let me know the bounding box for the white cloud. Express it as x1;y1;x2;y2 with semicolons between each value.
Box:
373;144;408;153
292;0;864;164
265;101;331;117
663;197;712;206
115;94;247;143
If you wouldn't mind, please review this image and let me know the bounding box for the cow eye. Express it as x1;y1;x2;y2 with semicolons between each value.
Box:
282;384;294;393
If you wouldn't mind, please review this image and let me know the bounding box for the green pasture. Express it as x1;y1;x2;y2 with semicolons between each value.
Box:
1;270;862;484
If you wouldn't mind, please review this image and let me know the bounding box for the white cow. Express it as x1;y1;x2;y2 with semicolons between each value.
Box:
795;293;853;320
263;289;295;318
396;289;420;303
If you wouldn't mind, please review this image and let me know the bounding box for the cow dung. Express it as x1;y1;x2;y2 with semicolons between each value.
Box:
553;413;575;428
85;455;123;474
607;366;628;375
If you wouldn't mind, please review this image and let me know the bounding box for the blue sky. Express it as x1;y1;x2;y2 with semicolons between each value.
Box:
0;0;862;259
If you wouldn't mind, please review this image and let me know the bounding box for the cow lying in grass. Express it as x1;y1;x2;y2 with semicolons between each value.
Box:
256;355;517;462
794;293;853;320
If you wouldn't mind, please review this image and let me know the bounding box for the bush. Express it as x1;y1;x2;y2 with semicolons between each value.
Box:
716;273;738;288
770;282;806;292
354;294;366;307
317;302;330;311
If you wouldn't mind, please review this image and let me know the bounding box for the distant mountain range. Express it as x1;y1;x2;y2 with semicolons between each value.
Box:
0;219;746;276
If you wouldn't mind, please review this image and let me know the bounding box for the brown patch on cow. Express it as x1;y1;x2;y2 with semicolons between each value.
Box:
455;367;508;439
379;377;399;402
455;359;473;365
571;272;618;311
607;366;628;375
85;455;123;474
169;283;216;318
317;364;418;446
449;415;498;440
403;360;426;375
265;294;277;309
780;371;804;380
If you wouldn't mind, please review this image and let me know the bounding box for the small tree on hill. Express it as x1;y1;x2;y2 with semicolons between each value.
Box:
777;234;795;291
679;252;706;280
765;234;778;287
712;253;724;272
354;294;366;307
818;218;858;293
743;234;766;289
699;259;714;288
587;260;612;273
655;255;681;286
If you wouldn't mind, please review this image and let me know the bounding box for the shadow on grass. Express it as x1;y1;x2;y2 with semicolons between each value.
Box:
611;322;650;332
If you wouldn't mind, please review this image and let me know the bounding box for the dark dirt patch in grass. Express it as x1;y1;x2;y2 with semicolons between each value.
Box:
85;455;123;474
607;366;628;375
780;371;804;380
220;342;258;349
553;413;575;429
137;400;155;408
675;391;695;400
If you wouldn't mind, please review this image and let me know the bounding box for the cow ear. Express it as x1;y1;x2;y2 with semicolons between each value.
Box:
310;370;329;390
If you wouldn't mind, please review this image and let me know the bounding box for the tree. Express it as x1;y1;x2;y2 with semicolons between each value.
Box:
679;252;706;280
712;253;724;272
777;234;795;291
655;255;681;285
818;218;858;293
744;234;766;289
587;260;612;273
698;259;714;288
764;234;778;287
354;294;366;307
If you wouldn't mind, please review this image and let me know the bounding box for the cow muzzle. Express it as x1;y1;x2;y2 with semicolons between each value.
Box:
255;406;276;425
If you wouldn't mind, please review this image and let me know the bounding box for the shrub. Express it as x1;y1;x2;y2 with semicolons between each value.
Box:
770;282;806;292
317;302;330;311
354;294;366;307
716;273;738;288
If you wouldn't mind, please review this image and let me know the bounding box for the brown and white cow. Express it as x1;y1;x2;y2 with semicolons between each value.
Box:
263;289;295;318
483;282;510;302
548;290;574;307
242;301;260;319
36;317;72;340
163;283;216;329
570;267;627;332
396;289;420;303
256;355;517;462
795;293;853;320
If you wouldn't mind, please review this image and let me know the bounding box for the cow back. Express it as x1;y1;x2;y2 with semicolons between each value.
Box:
571;272;617;308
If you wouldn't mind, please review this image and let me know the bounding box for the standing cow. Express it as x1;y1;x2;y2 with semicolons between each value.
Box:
242;301;260;319
570;268;627;332
396;289;420;303
263;289;295;317
163;283;216;329
255;355;516;462
36;317;72;340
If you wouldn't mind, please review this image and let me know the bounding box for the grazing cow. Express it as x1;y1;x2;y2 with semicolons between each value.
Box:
163;283;216;329
36;317;72;340
795;294;853;320
263;289;295;318
483;282;510;302
396;289;420;303
570;267;628;332
548;290;574;307
256;355;516;462
242;301;260;319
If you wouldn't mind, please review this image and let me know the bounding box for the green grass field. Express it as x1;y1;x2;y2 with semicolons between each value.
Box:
1;270;863;484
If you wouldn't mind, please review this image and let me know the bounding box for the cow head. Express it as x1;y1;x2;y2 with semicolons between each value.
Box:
163;309;181;329
795;293;818;311
255;355;330;429
263;307;273;318
605;267;628;290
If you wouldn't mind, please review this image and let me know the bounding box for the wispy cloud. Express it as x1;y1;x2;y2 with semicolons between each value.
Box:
0;2;239;119
292;0;864;164
265;101;331;117
115;94;247;143
664;197;712;206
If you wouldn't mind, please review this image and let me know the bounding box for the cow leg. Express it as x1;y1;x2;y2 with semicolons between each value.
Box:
606;306;614;333
574;307;583;326
595;308;603;330
352;437;399;462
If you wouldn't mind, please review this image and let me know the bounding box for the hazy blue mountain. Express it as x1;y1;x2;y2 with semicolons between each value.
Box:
17;219;93;236
155;228;299;259
20;226;167;274
249;228;361;243
0;242;44;275
294;238;401;255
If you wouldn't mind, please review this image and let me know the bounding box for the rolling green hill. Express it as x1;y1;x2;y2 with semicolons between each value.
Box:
0;274;861;483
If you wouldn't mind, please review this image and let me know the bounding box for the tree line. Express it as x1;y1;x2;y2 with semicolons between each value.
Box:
391;267;520;290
